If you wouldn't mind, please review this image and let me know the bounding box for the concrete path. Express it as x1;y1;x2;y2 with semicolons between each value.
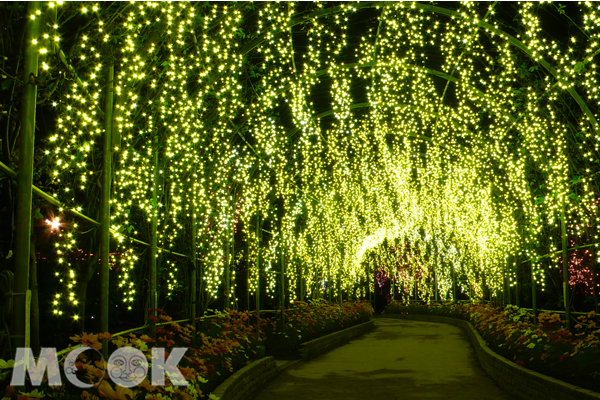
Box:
254;318;515;400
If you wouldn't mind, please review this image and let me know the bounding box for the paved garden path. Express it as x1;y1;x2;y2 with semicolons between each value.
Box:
253;318;515;400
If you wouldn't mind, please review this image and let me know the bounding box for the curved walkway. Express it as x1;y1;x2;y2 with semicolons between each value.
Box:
254;318;515;400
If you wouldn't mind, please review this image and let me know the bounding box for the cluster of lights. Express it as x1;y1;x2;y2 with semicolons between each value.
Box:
29;1;600;321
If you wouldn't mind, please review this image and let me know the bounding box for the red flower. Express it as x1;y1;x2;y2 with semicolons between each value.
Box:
158;336;175;347
517;360;526;367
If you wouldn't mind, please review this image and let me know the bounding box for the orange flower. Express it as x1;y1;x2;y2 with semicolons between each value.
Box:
174;387;192;400
157;336;175;347
84;364;106;381
111;336;127;348
94;359;107;370
97;380;137;400
138;379;158;392
80;332;102;351
140;334;156;343
80;390;100;400
70;334;82;343
158;314;172;322
98;332;113;340
179;366;197;380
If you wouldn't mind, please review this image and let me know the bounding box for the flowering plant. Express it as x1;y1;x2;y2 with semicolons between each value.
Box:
0;302;372;399
1;308;263;400
385;301;600;392
262;300;374;357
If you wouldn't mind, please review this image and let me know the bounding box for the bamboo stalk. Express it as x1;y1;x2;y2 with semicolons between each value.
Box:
29;211;39;355
280;242;285;309
507;257;512;305
280;242;285;329
224;210;230;309
451;262;457;301
592;247;599;315
433;263;438;303
148;141;159;338
190;164;198;336
255;202;261;314
515;258;521;308
13;1;40;350
562;204;571;330
531;260;537;323
99;63;114;357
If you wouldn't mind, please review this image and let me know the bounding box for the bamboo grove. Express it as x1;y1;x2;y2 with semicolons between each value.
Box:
3;1;600;340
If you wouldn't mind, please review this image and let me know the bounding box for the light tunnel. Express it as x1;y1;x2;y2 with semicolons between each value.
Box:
4;1;600;335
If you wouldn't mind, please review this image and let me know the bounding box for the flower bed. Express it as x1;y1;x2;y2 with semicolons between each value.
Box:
385;301;600;392
0;301;373;399
261;300;374;358
3;308;264;400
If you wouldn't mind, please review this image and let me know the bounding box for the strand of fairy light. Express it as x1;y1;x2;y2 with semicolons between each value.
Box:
39;1;600;315
40;1;112;319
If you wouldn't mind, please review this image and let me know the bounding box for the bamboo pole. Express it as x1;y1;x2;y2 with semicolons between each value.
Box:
365;262;373;305
224;211;230;309
433;264;438;303
13;1;40;350
339;245;344;305
328;265;332;303
469;280;473;300
29;211;39;355
190;166;197;330
280;242;285;330
230;196;235;310
337;269;342;305
414;278;417;302
300;262;305;301
514;256;521;307
507;257;512;305
255;210;261;314
451;263;457;302
148;142;159;338
561;205;571;330
502;259;507;306
280;243;285;310
531;260;537;323
99;63;114;356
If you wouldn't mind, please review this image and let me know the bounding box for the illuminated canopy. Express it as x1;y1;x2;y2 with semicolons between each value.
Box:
36;1;600;314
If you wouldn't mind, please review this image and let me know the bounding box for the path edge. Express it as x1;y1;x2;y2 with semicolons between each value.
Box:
380;314;600;400
210;356;278;400
299;319;376;360
210;319;375;400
